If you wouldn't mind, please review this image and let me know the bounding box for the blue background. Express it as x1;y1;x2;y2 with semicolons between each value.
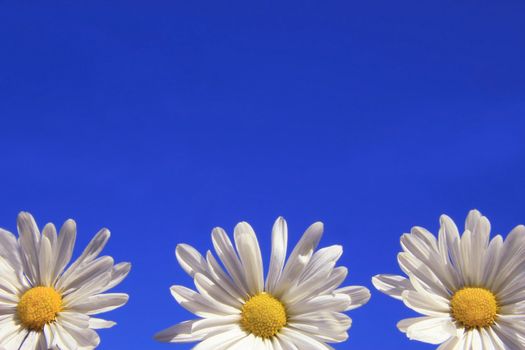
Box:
1;1;524;349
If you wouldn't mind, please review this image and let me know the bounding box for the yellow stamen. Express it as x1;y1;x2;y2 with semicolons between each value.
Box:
17;286;63;331
450;287;498;329
240;293;287;338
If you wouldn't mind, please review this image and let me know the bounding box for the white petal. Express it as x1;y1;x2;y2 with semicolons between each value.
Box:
35;332;47;350
0;315;21;344
57;316;100;348
234;222;264;295
275;333;299;350
482;235;504;290
334;286;370;310
0;229;24;277
59;256;114;297
402;288;450;317
399;316;456;344
477;328;499;350
212;228;249;296
282;267;347;309
191;315;241;333
155;319;240;344
194;273;243;308
176;244;208;277
170;286;238;317
279;328;333;350
251;336;269;350
372;274;413;300
2;328;29;350
288;294;350;315
88;317;116;329
265;217;288;294
51;219;77;283
437;215;462;289
484;326;508;349
298;245;342;284
436;336;462;350
205;251;245;302
492;225;525;292
41;223;63;288
78;228;111;264
274;222;323;297
47;322;77;350
466;212;491;285
283;247;341;304
17;211;41;285
58;311;90;328
401;228;458;293
0;258;25;295
398;252;450;299
491;319;525;349
19;330;39;350
192;326;247;350
227;334;257;350
288;312;351;343
68;293;129;315
61;229;110;284
38;236;53;287
62;270;112;306
155;320;204;343
99;262;131;293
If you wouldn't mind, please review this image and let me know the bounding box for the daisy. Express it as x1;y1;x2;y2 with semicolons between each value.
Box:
155;217;370;349
0;212;130;350
373;210;525;349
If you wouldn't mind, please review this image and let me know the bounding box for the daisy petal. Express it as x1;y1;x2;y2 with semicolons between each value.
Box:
68;293;129;315
234;222;264;295
335;286;371;311
51;219;76;284
265;217;288;294
372;274;413;300
88;317;116;329
274;222;323;297
399;316;456;344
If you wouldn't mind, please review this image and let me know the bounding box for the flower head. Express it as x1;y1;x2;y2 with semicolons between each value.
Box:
0;212;130;349
373;210;525;348
155;217;370;348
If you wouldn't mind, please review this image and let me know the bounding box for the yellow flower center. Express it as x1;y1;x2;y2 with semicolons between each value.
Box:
450;287;498;329
17;287;63;331
240;293;287;338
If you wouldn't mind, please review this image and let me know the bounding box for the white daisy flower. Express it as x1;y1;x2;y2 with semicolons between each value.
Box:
373;209;525;349
0;212;131;350
155;217;370;349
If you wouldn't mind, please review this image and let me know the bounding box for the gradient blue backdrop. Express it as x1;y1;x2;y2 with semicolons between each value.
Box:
1;1;524;349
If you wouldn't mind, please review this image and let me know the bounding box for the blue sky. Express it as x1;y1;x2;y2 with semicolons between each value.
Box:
0;1;524;349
